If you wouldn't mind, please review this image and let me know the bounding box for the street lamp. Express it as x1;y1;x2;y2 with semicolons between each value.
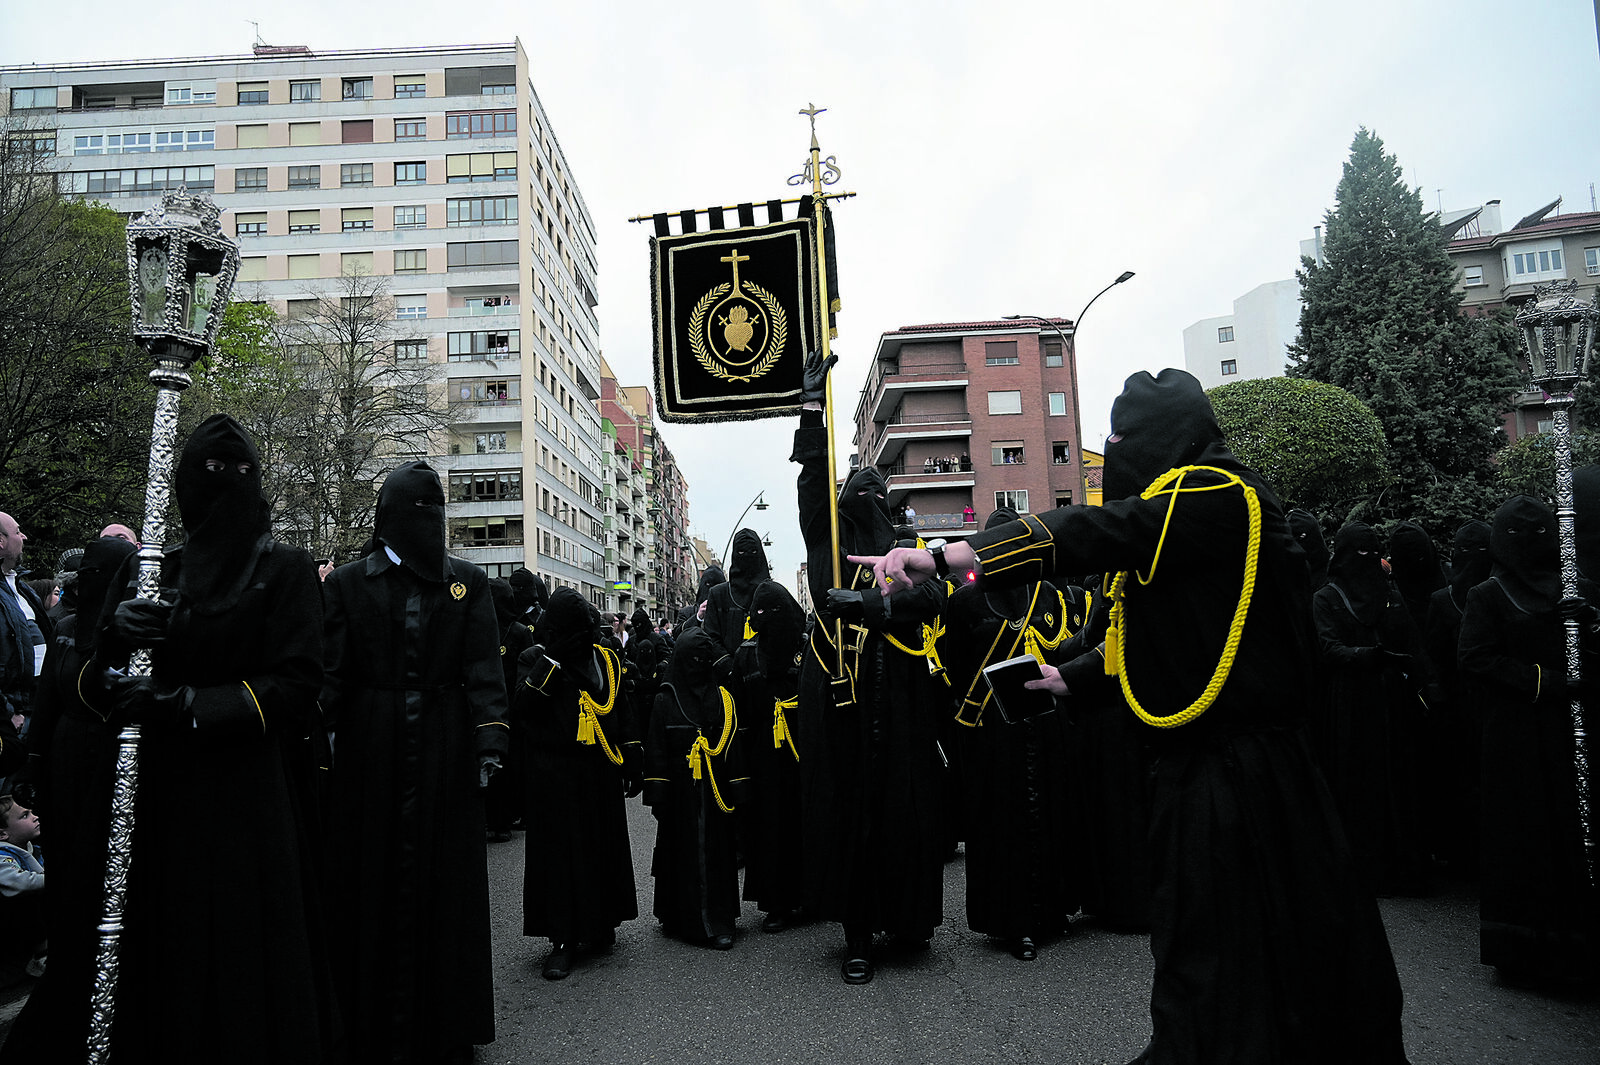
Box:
1518;277;1600;887
91;190;240;1063
1004;270;1135;507
723;491;770;568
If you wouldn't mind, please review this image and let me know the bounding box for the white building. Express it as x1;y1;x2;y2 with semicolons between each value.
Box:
1182;278;1303;390
2;40;609;605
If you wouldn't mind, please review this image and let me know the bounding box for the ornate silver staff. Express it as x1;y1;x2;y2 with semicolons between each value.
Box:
88;191;239;1063
1517;278;1600;890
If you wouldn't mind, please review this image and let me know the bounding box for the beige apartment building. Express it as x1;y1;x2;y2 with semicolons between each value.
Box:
1;40;608;603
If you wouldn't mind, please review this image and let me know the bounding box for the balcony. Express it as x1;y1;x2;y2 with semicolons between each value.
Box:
872;409;973;466
449;400;522;425
438;449;523;471
448;303;519;318
911;511;978;534
866;362;968;423
885;464;975;498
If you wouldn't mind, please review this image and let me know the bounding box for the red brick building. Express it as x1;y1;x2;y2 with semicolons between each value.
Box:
852;319;1086;540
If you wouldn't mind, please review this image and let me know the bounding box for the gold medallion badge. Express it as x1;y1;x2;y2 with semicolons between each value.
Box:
687;247;788;383
450;581;467;601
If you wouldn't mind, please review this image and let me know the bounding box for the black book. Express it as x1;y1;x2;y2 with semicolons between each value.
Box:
982;654;1056;724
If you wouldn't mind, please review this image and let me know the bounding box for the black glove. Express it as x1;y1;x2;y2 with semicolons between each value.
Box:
100;597;173;661
105;674;195;731
517;644;549;686
801;348;838;405
622;760;644;799
825;588;865;623
1560;596;1600;626
713;654;737;685
1537;669;1571;706
478;753;502;788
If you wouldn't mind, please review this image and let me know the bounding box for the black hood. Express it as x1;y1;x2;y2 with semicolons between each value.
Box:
1327;522;1389;627
508;566;547;614
630;608;654;641
663;627;719;720
537;587;600;684
985;506;1019;531
1448;520;1492;602
1102;369;1226;502
175;413;271;615
748;579;805;681
1490;495;1561;613
695;566;725;606
1387;521;1444;605
727;528;770;602
1287;510;1329;589
488;577;517;630
1575;464;1600;581
839;465;895;556
76;536;138;648
373;461;448;583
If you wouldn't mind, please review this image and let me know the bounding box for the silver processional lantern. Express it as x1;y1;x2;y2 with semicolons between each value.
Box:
88;190;239;1064
1516;277;1600;891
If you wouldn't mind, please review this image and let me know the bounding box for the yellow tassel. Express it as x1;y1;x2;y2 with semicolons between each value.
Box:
577;709;595;745
1103;619;1120;676
744;617;755;640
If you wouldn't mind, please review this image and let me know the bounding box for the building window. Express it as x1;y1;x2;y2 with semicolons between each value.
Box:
395;161;426;185
446;110;517;139
1586;247;1600;277
288;122;320;147
163;82;215;105
446;196;517;226
394;205;427;229
1054;491;1074;508
995;489;1030;513
234;167;267;191
985;340;1019;366
57;165;214;196
394;249;428;274
445;152;516;183
1220;359;1238;376
234;212;266;237
450;471;522;503
395;339;428;363
342;77;373;100
1462;265;1485;286
987;390;1022;415
342;252;374;277
1044;339;1064;367
394;119;427;141
447;240;519;269
290;80;320;102
11;87;55;110
394;296;428;320
480;84;515;95
340;163;374;187
288;165;320;188
341;120;374;145
288;256;320;281
288;209;320;234
991;442;1025;465
237;257;267;281
235;124;268;149
474;432;508;454
449;330;520;361
285;299;318;321
153;130;213;151
394;75;427;98
1051;442;1071;464
341;207;374;232
236;82;268;105
1218;325;1235;343
1508;240;1567;281
1048;392;1067;416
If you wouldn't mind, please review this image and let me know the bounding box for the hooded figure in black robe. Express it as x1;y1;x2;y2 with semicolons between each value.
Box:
321;460;509;1064
676;566;725;638
1288;509;1330;591
6;414;342;1065
508;566;547;632
1460;495;1598;981
791;408;949;984
1312;522;1429;896
940;507;1081;959
1423;519;1492;873
517;587;640;979
627;606;664;713
1388;522;1446;632
876;370;1409;1063
643;627;746;946
484;577;533;841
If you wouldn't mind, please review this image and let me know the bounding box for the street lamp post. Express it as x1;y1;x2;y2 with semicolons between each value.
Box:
1518;277;1600;887
1004;270;1135;507
90;190;240;1063
722;491;770;569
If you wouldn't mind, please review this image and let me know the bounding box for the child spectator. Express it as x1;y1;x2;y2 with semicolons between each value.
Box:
0;793;46;979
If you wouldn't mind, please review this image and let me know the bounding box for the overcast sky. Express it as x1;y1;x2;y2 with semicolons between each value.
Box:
5;1;1598;596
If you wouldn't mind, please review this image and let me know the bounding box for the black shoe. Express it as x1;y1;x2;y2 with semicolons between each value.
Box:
542;944;572;980
1011;936;1037;961
711;933;735;950
842;935;873;984
761;911;790;933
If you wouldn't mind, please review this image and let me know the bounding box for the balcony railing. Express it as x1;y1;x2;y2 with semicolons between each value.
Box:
887;410;971;426
449;536;523;548
447;304;519;318
886;459;973;476
911;512;976;532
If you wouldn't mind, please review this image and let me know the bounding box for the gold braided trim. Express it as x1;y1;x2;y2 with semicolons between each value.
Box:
687;686;738;812
240;680;266;734
1105;465;1262;729
773;695;800;760
884;617;948;679
576;646;625;765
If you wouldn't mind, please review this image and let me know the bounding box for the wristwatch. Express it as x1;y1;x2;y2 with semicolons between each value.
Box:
926;539;950;579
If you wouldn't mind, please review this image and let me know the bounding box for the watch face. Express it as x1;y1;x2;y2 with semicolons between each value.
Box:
926;539;948;550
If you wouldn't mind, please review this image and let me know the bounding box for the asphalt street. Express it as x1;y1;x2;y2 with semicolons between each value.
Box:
4;797;1596;1063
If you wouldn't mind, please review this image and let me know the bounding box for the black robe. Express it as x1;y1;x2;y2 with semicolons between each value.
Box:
941;581;1080;939
321;552;509;1062
516;643;639;945
792;412;948;939
7;543;340;1065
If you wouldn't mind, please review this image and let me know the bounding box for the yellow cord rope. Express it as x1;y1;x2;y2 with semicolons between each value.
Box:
884;617;948;679
1104;465;1262;729
687;686;739;812
576;647;626;765
773;695;800;760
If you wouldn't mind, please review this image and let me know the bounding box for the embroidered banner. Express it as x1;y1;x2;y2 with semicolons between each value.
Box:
650;216;819;423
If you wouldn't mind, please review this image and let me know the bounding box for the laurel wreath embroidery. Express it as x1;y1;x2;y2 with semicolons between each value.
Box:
688;282;788;383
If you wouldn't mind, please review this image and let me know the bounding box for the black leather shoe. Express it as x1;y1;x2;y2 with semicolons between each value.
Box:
711;933;735;950
842;953;873;984
1012;936;1037;961
761;911;790;933
542;945;572;980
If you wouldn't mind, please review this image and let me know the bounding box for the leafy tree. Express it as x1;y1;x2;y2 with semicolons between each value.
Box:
0;121;153;571
1492;430;1600;504
1208;376;1389;521
1289;128;1521;541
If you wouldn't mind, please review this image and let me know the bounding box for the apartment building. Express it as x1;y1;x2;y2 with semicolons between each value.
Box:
853;319;1086;537
599;365;692;618
1;40;609;603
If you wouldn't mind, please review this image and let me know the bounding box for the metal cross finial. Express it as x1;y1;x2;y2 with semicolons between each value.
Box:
799;102;827;147
789;104;842;188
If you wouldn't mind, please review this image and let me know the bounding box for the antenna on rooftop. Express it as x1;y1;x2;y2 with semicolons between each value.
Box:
248;20;264;46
